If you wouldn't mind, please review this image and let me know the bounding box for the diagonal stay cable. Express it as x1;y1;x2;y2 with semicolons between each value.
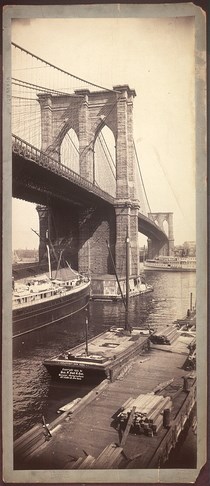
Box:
98;134;115;179
100;130;116;168
66;132;79;154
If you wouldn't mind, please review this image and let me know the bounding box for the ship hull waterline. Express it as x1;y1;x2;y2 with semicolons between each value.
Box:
144;266;196;272
13;283;90;338
90;287;153;302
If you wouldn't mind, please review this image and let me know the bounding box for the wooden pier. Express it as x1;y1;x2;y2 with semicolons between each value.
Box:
14;333;196;470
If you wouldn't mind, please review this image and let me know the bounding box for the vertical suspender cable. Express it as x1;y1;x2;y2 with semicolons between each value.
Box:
133;141;152;215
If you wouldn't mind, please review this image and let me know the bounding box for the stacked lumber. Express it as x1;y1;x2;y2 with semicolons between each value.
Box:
185;349;196;370
72;444;123;469
184;338;196;370
117;393;172;436
72;455;95;469
91;443;123;469
149;325;178;345
174;308;196;330
14;424;46;460
188;338;196;351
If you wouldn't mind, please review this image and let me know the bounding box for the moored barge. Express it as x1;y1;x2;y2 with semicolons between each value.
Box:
14;330;196;471
43;326;151;383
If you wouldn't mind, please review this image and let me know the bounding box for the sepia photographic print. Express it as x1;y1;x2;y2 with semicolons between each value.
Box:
2;3;207;484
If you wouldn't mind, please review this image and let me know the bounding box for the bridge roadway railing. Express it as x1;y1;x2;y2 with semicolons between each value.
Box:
138;211;168;241
12;135;168;242
12;134;115;205
138;211;167;233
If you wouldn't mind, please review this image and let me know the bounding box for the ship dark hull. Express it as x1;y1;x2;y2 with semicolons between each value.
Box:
44;363;106;384
13;283;90;338
44;330;150;384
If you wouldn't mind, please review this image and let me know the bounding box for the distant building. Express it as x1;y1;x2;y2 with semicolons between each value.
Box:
141;241;196;259
183;241;196;256
13;249;39;264
174;241;196;257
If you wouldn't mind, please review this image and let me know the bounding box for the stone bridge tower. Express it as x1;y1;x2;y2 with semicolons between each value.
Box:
37;85;139;276
148;212;174;258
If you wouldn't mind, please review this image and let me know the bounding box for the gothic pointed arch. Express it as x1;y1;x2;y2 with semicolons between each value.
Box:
60;128;79;173
163;219;169;236
93;125;116;196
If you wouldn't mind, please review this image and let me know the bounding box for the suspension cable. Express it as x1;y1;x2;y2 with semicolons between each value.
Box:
100;130;116;168
98;134;116;179
66;132;79;154
12;42;120;94
133;141;152;214
12;78;71;97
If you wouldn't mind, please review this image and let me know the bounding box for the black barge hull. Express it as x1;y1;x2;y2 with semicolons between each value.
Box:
43;330;150;383
13;284;90;338
44;363;107;384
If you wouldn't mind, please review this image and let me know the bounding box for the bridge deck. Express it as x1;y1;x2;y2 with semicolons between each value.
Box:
12;134;168;242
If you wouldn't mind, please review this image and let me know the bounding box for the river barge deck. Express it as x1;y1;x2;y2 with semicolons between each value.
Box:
14;332;196;470
43;327;151;383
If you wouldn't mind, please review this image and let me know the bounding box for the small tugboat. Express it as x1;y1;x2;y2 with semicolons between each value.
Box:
90;273;153;301
43;229;152;383
12;244;90;338
91;240;153;301
144;255;196;272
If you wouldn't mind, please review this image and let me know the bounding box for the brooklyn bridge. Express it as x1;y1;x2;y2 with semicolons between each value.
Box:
12;42;174;278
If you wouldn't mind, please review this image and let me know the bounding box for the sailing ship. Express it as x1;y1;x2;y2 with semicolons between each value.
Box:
43;229;153;383
12;243;90;338
143;255;196;272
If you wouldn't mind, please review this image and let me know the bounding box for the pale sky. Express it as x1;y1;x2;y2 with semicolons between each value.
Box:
11;15;196;249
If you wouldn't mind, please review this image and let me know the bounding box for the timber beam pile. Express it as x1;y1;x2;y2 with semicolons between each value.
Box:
149;325;178;345
72;443;124;469
187;350;196;370
117;393;172;437
174;308;196;331
184;345;196;370
14;423;49;465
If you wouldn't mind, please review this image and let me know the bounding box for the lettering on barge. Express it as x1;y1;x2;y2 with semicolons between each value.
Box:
59;367;85;380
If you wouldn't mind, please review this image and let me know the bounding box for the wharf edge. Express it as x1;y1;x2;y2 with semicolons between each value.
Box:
14;331;196;471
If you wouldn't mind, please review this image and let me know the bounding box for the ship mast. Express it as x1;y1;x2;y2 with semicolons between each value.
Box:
106;241;126;308
46;241;52;279
106;229;131;332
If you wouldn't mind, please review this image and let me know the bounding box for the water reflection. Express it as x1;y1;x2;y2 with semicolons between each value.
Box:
13;271;196;441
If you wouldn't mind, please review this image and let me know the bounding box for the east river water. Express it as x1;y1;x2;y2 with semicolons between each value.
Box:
13;270;196;468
